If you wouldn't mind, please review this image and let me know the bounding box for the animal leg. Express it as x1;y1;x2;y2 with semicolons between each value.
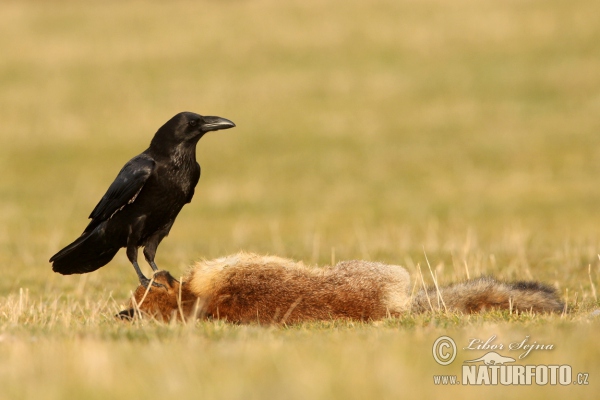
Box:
143;243;159;272
127;242;164;289
143;223;172;272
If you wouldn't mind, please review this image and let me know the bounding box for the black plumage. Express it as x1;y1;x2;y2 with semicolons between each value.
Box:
50;111;235;286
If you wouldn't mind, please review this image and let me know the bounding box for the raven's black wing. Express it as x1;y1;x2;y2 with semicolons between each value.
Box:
84;154;155;233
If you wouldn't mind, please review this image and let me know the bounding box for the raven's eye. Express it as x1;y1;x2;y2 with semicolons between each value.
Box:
189;120;198;127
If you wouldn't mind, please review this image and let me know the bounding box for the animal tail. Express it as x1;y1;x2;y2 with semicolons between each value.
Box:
410;276;564;314
50;229;120;275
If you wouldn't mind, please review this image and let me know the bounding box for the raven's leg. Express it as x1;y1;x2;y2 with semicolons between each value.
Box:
127;237;164;288
143;222;173;272
126;244;150;285
125;218;163;288
143;237;160;272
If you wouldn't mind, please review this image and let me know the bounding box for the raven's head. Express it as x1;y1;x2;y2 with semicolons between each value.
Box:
151;111;235;152
180;112;236;138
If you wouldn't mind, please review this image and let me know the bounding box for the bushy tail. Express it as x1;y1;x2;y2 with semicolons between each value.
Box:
411;277;564;314
50;230;120;275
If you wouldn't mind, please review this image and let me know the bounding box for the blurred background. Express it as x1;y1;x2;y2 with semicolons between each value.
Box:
1;0;600;297
2;2;600;399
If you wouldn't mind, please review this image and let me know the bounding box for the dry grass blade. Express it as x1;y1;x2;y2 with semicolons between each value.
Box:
423;248;447;313
591;262;598;303
416;264;434;312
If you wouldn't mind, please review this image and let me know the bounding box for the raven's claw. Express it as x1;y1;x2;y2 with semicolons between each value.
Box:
140;276;166;289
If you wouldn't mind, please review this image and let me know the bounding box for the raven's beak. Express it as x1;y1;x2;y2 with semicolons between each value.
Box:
201;116;236;132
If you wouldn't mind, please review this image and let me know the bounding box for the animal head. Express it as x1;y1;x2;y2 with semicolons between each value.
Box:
118;270;196;321
150;111;235;151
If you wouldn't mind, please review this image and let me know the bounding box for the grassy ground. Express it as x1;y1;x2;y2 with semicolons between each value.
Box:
1;0;600;398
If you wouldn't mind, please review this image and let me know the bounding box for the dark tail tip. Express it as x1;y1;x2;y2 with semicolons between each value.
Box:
116;309;135;321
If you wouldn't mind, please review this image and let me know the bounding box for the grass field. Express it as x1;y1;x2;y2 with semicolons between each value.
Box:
1;0;600;398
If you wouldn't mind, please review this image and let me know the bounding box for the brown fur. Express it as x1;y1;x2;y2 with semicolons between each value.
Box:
121;271;198;321
411;277;564;314
119;252;563;323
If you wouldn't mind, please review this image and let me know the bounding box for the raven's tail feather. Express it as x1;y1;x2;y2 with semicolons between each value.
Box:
50;231;120;275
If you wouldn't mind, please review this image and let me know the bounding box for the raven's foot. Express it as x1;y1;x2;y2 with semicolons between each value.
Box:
139;276;166;289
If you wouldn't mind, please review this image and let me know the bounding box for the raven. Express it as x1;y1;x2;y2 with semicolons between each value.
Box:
50;111;235;286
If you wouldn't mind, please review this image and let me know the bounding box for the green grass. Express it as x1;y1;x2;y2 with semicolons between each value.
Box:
1;0;600;398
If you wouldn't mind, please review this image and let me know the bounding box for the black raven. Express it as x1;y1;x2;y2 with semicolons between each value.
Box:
50;111;235;286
